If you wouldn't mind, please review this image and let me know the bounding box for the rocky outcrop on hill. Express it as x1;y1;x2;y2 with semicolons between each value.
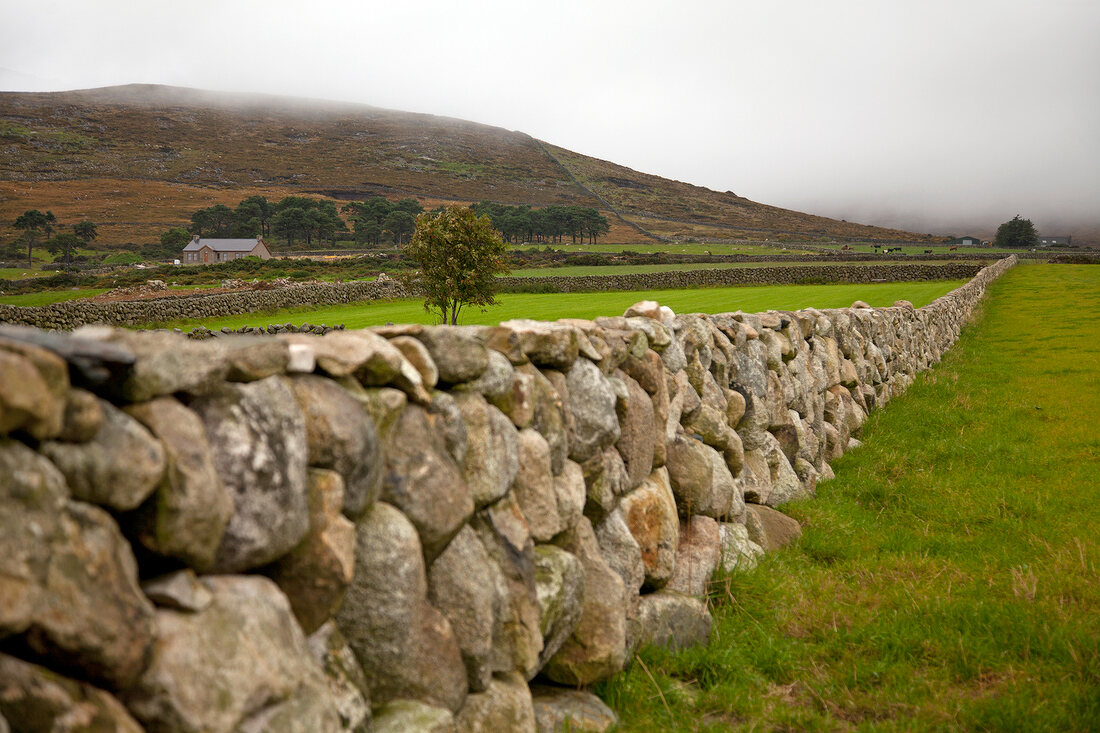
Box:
0;256;1015;732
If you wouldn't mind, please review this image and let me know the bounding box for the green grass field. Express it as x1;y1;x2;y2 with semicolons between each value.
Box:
0;289;111;306
599;265;1100;730
139;280;966;332
506;261;980;277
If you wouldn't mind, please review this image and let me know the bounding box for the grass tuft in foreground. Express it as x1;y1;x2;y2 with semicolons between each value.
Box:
599;265;1099;731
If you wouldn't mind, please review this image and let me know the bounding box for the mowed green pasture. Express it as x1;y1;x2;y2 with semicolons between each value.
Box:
600;265;1100;730
506;261;979;277
0;288;111;306
140;280;966;332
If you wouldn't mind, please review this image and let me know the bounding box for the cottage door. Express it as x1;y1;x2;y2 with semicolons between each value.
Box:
204;251;210;263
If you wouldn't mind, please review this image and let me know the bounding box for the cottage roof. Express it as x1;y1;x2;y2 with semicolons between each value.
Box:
182;238;264;253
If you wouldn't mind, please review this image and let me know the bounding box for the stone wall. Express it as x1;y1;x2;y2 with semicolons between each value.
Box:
0;263;980;330
0;256;1016;732
497;262;981;293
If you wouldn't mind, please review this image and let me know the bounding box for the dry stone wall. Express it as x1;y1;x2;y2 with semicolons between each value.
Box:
0;256;1016;732
0;263;980;330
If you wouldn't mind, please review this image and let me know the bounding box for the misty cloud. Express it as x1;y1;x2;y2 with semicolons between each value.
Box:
1;0;1097;239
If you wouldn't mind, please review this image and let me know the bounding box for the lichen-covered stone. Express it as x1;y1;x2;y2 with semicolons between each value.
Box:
429;525;500;693
455;393;519;509
511;428;562;542
416;326;490;384
382;404;474;561
336;502;468;713
125;575;339;733
290;374;381;518
745;504;803;551
307;621;372;733
564;358;620;463
666;515;722;597
614;371;656;490
543;517;626;685
594;507;645;596
124;396;232;569
0;653;144;733
630;591;712;653
533;544;585;667
191;376;310;572
269;468;356;634
472;495;543;680
530;685;618;733
0;440;155;690
666;433;742;520
718;521;764;573
455;672;536;733
42;398;166;512
373;699;456;733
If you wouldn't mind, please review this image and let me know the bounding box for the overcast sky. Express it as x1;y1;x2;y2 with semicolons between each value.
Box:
2;0;1098;236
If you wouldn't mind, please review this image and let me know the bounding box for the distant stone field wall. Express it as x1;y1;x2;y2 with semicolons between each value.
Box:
0;256;1016;732
0;263;981;331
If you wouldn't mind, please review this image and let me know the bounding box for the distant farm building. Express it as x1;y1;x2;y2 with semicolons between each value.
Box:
1038;235;1071;247
182;236;272;263
947;235;982;246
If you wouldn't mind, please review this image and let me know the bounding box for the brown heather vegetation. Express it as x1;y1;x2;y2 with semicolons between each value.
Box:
0;84;937;247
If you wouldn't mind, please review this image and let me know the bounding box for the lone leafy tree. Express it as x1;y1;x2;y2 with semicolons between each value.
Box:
13;209;56;266
405;205;509;325
993;215;1039;249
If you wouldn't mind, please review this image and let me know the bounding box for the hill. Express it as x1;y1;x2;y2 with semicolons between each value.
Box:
0;84;939;247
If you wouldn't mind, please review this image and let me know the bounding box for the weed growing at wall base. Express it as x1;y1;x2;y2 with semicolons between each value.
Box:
600;265;1100;731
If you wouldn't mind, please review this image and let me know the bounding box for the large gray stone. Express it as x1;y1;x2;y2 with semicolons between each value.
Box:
496;320;579;369
416;326;490;384
0;440;155;690
380;405;474;561
455;672;536;733
335;502;468;713
666;515;721;597
268;468;356;634
579;446;629;522
745;504;803;551
191;376;311;573
454;349;514;401
57;387;103;443
530;686;618;733
429;525;500;693
543;517;626;686
511;429;562;542
666;433;742;519
125;575;339;733
124;396;232;570
613;371;656;491
630;591;712;653
564;359;621;463
0;343;66;440
106;330;228;402
524;365;569;475
290;374;382;518
307;621;372;733
718;521;764;573
374;700;456;733
41;398;166;512
455;393;519;509
594;508;645;596
472;495;544;680
533;545;585;667
0;653;144;733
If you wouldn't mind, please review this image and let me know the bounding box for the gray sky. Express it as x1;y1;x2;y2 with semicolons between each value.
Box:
2;0;1098;237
